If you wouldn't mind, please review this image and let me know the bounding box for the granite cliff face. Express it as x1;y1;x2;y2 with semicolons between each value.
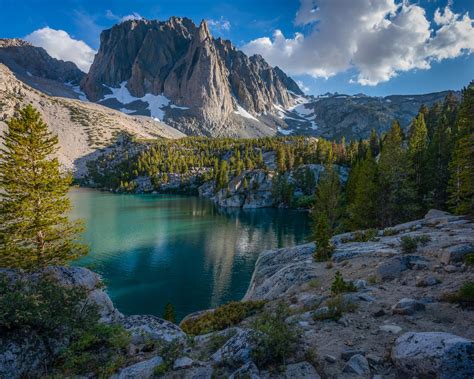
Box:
81;17;303;136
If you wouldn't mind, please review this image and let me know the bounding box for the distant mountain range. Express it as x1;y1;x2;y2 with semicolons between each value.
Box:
0;18;458;142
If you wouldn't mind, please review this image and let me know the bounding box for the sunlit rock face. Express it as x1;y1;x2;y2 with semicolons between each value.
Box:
81;17;303;136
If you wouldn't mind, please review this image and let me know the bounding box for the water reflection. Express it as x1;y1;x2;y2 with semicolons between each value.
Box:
70;188;310;320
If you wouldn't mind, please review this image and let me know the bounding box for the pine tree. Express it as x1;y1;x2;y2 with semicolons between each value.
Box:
377;121;417;226
448;82;474;215
408;112;429;210
346;151;378;230
163;302;176;323
0;105;88;269
311;213;333;262
312;165;342;231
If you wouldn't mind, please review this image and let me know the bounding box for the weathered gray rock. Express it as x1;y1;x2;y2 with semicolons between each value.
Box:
342;354;370;376
341;348;366;361
0;332;49;379
244;243;316;301
173;356;194;370
392;332;474;378
440;244;474;265
111;356;163;379
392;298;425;315
284;362;321;378
121;315;186;345
229;362;260;379
211;328;255;366
416;275;441;287
376;256;427;281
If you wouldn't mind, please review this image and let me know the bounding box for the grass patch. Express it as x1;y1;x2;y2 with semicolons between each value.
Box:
180;300;265;336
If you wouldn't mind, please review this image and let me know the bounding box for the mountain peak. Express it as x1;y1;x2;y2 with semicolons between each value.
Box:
81;16;303;136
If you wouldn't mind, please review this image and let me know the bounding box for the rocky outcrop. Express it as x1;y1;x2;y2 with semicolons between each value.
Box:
199;163;349;209
392;332;474;378
81;17;302;136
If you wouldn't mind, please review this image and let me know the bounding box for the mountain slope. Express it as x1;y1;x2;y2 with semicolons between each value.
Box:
0;38;87;99
0;63;184;176
279;91;458;139
81;17;303;137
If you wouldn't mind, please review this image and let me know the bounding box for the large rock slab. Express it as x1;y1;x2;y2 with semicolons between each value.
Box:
392;332;474;378
121;315;186;345
111;356;163;379
211;328;255;366
244;243;317;301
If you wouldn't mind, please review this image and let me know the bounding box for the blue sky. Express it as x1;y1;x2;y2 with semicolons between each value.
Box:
0;0;473;96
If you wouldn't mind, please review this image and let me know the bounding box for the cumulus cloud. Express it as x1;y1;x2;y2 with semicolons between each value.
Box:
25;27;96;72
207;17;231;32
243;0;474;85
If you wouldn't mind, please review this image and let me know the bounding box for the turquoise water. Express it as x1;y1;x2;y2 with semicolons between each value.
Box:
70;188;310;320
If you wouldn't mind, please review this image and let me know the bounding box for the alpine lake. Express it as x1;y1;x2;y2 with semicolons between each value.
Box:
70;188;311;321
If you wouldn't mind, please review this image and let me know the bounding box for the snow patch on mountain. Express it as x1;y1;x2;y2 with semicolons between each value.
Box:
101;81;189;121
234;104;258;121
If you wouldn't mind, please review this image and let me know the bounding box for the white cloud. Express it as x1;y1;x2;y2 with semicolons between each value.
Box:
296;80;310;94
25;27;96;72
106;10;143;23
207;17;231;32
243;0;474;85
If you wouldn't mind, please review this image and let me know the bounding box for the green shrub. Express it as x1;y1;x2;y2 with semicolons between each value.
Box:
251;303;299;368
331;271;356;295
466;254;474;266
0;274;130;377
180;301;265;335
459;282;474;303
441;281;474;308
400;235;432;254
353;228;378;242
400;236;419;254
152;340;183;375
313;295;358;321
382;228;398;236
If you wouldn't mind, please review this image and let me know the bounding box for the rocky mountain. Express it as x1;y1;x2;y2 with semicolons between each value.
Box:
0;63;184;176
280;91;457;139
81;17;303;137
0;38;86;99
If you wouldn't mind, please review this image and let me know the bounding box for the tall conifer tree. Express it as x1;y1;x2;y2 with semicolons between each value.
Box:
377;121;417;226
448;82;474;215
0;105;87;269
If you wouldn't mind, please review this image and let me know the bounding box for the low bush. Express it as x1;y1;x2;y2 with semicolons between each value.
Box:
331;271;357;295
313;295;358;321
251;303;299;368
353;228;378;242
440;281;474;308
466;254;474;266
0;274;130;377
400;235;432;254
180;300;265;335
382;228;398;236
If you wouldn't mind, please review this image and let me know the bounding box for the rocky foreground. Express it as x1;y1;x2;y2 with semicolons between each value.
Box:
1;209;473;378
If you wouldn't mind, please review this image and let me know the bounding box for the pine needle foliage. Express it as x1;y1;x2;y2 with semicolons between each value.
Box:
0;105;88;269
